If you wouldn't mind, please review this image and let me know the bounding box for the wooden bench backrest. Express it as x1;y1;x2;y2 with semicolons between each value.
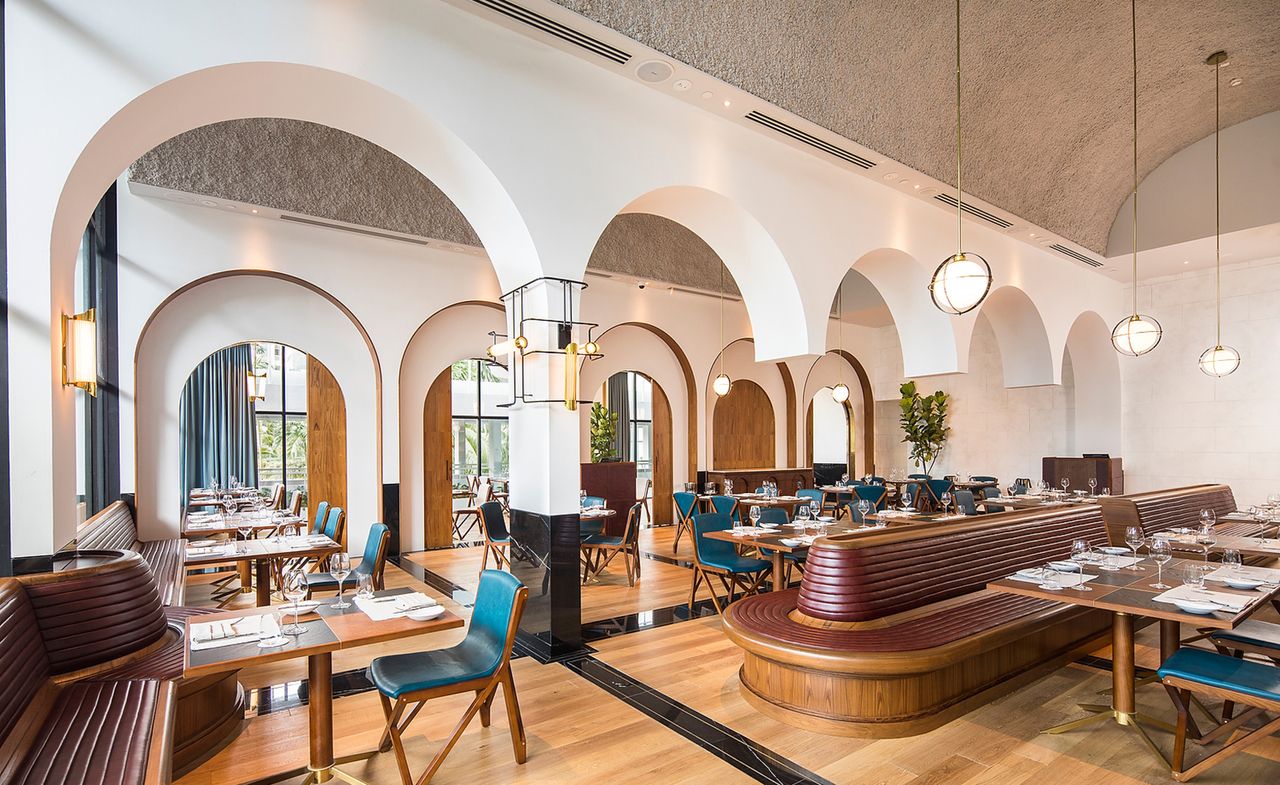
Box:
66;500;138;552
1098;484;1235;545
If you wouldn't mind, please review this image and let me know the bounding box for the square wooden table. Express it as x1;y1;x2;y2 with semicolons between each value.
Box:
988;556;1279;765
185;587;465;783
182;512;305;539
1162;531;1280;560
185;535;342;607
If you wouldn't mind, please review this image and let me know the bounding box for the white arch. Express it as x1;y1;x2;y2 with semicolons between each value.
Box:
706;339;789;468
1063;311;1122;456
398;302;507;553
619;186;813;360
849;248;961;376
974;286;1055;387
135;275;379;555
801;353;869;477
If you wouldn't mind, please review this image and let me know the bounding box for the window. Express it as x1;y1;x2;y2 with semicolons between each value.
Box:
252;343;308;492
451;360;509;487
629;374;653;480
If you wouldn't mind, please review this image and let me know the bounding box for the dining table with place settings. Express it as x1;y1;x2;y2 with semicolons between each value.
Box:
1159;528;1280;560
976;492;1100;510
184;586;464;783
182;509;305;538
184;533;342;607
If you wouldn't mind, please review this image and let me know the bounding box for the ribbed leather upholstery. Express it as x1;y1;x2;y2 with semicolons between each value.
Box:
21;553;168;674
730;588;1064;651
8;679;160;785
0;580;52;740
136;539;186;606
797;505;1108;622
1100;485;1245;545
96;606;218;681
62;501;186;606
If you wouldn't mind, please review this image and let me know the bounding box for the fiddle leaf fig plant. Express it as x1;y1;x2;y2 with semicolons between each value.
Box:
589;402;618;463
898;381;950;475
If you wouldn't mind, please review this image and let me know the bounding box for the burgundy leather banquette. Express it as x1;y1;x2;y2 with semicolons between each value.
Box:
0;550;243;783
65;501;187;605
1099;483;1248;545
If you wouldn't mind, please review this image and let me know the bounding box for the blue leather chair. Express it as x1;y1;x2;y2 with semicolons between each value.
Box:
1157;646;1280;780
971;475;999;484
953;490;978;515
925;479;954;511
308;507;345;572
305;522;390;598
310;500;330;534
1011;478;1032;495
579;496;608;539
581;503;643;585
710;494;740;524
981;486;1006;513
757;507;789;525
796;488;825;515
908;473;930;480
369;570;528;784
582;495;606;508
673;491;698;554
689;513;768;614
478;501;512;574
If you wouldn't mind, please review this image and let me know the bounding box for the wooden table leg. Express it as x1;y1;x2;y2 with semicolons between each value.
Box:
309;652;334;782
256;558;271;607
239;559;253;594
771;551;786;592
1112;612;1136;716
1160;619;1181;663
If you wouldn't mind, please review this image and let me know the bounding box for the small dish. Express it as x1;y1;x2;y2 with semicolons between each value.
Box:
407;606;446;622
286;600;321;615
1099;546;1129;555
1172;598;1220;615
759;522;780;529
778;538;802;547
1223;576;1265;590
817;516;835;523
1048;561;1081;572
190;539;221;548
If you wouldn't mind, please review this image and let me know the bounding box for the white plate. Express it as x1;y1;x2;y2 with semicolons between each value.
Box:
285;600;322;615
407;606;446;622
1099;546;1129;555
817;516;835;523
1172;598;1221;615
759;522;780;529
1223;576;1265;590
1048;561;1081;572
779;538;802;547
190;539;221;548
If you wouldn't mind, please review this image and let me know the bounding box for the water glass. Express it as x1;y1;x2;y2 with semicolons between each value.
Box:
356;573;375;599
1038;563;1064;592
1181;562;1207;590
725;479;734;495
1100;487;1110;497
331;553;353;609
1221;549;1243;572
257;611;289;648
1150;537;1173;589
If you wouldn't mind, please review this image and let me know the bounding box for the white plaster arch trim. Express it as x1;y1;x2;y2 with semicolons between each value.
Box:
578;325;691;486
135;274;379;556
618;186;814;360
848;247;962;377
705;338;789;469
397;302;506;553
801;353;869;477
973;286;1056;388
1062;311;1121;456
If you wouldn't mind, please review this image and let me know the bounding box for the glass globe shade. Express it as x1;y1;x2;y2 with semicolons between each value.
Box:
1198;344;1240;377
929;252;991;315
712;373;732;397
1110;314;1162;356
831;383;850;403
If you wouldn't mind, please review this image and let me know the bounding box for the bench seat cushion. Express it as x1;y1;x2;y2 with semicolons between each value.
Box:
728;588;1061;652
1158;646;1280;704
136;538;186;606
8;679;161;785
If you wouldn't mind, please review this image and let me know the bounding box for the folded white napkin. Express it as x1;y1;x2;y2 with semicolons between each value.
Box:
1153;585;1252;613
1207;565;1280;583
191;616;263;650
729;526;767;536
1007;569;1098;588
186;544;235;557
355;592;439;621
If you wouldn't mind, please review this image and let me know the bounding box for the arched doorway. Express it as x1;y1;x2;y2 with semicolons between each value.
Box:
588;371;674;527
712;379;775;470
805;387;854;485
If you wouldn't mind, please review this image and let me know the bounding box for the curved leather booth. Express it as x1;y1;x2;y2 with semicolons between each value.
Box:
2;550;243;781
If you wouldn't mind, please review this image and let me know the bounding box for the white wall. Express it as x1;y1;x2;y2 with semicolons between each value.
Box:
810;389;849;464
1120;255;1280;505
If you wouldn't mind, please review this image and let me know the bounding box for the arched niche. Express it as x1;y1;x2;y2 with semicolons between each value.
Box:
806;388;854;474
801;350;874;477
135;272;379;555
1063;311;1121;456
398;301;506;553
712;379;776;471
585;370;675;526
849;247;961;376
706;338;794;469
974;286;1055;387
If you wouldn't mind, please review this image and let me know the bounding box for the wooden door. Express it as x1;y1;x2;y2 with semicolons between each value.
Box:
712;379;775;470
651;380;673;526
423;367;454;548
306;356;347;546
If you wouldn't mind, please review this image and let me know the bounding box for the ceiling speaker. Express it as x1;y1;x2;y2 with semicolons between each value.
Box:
636;60;674;83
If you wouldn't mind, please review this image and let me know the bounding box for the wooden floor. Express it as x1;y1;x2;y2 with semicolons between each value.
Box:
177;527;1280;785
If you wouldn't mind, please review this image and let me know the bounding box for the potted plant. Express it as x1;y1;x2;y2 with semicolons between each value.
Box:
898;381;950;475
589;402;618;463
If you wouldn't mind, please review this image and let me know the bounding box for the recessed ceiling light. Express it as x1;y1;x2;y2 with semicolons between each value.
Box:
1183;260;1190;265
898;180;911;188
251;208;258;214
1029;232;1037;237
700;91;713;100
1229;77;1243;87
635;60;674;84
722;99;731;108
912;183;922;190
200;199;217;207
882;172;900;182
672;79;691;91
920;187;939;196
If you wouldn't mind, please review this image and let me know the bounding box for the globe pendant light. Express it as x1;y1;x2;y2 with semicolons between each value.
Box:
929;0;992;315
1111;0;1162;356
831;275;850;403
1197;51;1240;378
713;262;732;397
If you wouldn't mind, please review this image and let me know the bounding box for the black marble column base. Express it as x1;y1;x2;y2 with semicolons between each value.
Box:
507;507;589;662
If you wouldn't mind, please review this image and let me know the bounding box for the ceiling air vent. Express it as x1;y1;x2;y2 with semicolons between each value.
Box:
1049;243;1104;268
744;111;875;169
932;193;1013;229
470;0;631;65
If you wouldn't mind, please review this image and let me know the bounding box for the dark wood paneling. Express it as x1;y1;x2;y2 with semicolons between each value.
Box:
712;379;775;470
581;462;637;537
306;356;347;546
651;381;673;526
1042;456;1123;494
423;367;453;549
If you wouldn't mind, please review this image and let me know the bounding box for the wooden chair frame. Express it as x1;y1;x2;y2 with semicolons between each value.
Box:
637;478;652;526
1162;675;1280;781
376;584;529;785
672;495;697;554
453;482;491;542
581;505;641;585
304;525;391;600
477;501;511;574
689;562;766;615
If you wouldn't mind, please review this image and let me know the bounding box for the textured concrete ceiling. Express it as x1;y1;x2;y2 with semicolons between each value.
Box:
588;213;739;294
551;0;1280;254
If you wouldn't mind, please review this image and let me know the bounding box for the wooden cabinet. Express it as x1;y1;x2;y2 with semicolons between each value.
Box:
1042;456;1123;495
581;461;638;536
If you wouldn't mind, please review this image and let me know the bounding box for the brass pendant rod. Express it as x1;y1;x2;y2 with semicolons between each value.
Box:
955;0;963;254
1130;0;1139;316
1214;54;1222;345
719;263;725;377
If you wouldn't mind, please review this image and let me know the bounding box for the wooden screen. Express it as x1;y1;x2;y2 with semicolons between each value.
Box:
713;379;775;470
651;380;673;525
423;367;454;548
306;356;347;545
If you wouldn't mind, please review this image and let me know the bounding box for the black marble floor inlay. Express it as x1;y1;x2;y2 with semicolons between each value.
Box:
390;552;476;607
564;655;835;785
581;599;720;642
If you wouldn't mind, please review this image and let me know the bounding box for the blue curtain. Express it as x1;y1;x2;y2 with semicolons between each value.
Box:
179;344;259;505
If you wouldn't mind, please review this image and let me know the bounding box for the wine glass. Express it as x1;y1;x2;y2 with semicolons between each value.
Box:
1070;539;1092;591
1150;537;1173;589
856;499;872;525
1196;521;1217;564
796;503;810;524
257;611;289;649
1199;508;1217;528
1060;477;1070;496
1100;487;1110;497
330;553;352;609
841;473;850;485
748;505;762;530
1088;478;1097;496
809;499;821;520
725;479;734;495
900;488;913;512
1124;526;1145;570
940;492;953;515
579;489;587;508
237;522;254;554
281;568;308;634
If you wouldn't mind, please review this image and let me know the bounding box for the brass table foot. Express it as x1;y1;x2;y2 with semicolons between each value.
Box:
1043;706;1171;768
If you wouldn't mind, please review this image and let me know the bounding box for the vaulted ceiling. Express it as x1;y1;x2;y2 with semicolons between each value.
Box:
550;0;1280;255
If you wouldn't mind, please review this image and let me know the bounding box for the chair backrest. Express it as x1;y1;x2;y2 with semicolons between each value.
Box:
758;506;789;525
479;501;509;541
797;489;824;506
903;483;921;507
475;482;493;505
673;492;698;522
288;490;304;517
691;512;738;567
583;495;606;508
954;490;978;515
465;570;528;677
69;500;139;552
710;495;738;520
323;507;346;544
356;523;391;586
269;483;286;510
1099;484;1236;545
868;476;886;485
972;475;999;483
852;484;887;511
925;478;954;504
638;478;652;502
981;485;1006;512
623;502;643;545
1011;478;1032;495
312;501;330;534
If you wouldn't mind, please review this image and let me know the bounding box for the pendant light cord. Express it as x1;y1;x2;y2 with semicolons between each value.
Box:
955;0;963;255
1214;55;1222;345
718;264;725;378
1130;0;1139;316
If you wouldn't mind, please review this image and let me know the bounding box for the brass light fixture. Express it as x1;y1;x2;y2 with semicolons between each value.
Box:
246;369;268;403
1111;0;1162;356
831;276;850;403
712;263;732;397
61;308;98;396
928;0;992;316
1197;50;1240;378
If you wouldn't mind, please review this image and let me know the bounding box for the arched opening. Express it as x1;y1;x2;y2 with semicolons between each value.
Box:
712;379;776;470
849;247;961;376
806;388;854;486
586;371;674;528
706;338;792;470
974;286;1055;387
1063;311;1122;456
